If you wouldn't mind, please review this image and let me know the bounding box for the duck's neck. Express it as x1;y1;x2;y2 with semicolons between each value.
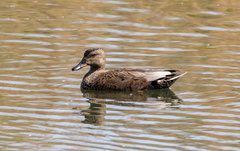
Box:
83;65;106;85
89;65;105;73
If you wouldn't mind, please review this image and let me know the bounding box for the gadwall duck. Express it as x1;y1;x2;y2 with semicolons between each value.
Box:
72;48;186;91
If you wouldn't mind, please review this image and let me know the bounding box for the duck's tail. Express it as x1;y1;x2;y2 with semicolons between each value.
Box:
151;72;187;89
169;72;187;81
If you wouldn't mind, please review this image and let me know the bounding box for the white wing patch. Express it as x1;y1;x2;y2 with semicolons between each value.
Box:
144;71;171;81
126;69;173;82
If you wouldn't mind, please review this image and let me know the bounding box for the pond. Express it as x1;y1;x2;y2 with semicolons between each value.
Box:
0;0;239;150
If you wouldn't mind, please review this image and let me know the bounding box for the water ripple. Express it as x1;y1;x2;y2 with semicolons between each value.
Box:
74;21;168;29
0;32;62;38
158;32;209;37
87;37;203;46
0;18;18;21
114;7;150;14
200;11;224;15
137;47;198;52
85;28;209;37
37;28;77;31
85;28;159;36
0;106;71;113
198;26;240;32
0;40;51;45
78;13;124;19
91;0;130;4
182;64;240;70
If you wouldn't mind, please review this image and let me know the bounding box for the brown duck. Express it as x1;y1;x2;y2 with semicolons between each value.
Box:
72;48;186;91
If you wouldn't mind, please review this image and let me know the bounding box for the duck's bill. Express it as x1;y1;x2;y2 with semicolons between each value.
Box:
72;60;87;71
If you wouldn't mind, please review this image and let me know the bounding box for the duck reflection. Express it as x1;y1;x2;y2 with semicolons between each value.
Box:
79;89;182;125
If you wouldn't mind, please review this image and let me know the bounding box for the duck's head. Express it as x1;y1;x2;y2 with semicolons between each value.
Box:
72;48;106;71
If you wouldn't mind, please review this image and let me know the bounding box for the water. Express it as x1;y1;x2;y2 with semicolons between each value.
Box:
1;0;240;150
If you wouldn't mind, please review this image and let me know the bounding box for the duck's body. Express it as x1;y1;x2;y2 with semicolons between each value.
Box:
72;48;186;91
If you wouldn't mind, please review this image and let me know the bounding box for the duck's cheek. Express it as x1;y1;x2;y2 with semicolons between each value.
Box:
85;60;91;65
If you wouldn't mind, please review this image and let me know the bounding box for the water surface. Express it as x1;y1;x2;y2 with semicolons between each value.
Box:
0;0;239;150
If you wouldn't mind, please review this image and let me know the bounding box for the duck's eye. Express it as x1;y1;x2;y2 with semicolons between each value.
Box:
90;54;97;57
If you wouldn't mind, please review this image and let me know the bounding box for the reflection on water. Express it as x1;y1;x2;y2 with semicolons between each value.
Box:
79;89;182;125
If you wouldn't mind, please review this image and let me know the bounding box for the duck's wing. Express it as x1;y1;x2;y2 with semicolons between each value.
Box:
94;69;150;91
122;69;179;82
121;69;187;89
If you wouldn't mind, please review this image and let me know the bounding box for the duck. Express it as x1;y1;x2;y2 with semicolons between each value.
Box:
72;48;186;91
